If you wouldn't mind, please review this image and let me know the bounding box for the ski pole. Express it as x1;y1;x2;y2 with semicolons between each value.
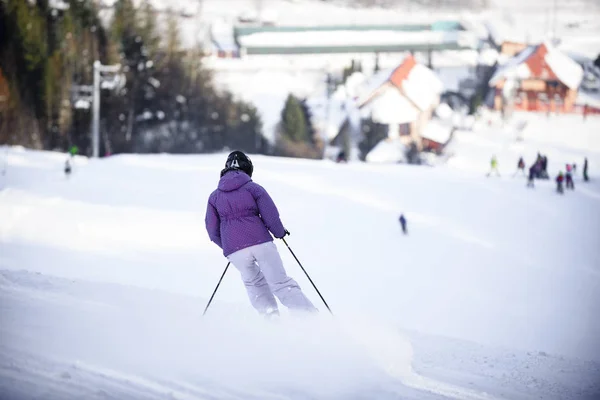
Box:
282;238;333;315
202;262;230;316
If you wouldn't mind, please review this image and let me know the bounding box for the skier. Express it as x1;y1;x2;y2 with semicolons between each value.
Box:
541;155;549;179
205;151;317;318
527;164;536;188
583;157;589;182
69;145;78;158
487;155;500;177
399;214;407;235
556;171;564;194
565;164;575;190
533;153;543;178
514;156;526;177
64;159;72;178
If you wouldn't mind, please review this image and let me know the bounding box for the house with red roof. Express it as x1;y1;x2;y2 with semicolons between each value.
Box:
356;54;444;156
489;42;584;114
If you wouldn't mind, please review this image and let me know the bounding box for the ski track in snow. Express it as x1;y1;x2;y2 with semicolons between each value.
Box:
578;185;600;201
0;269;502;400
2;268;599;400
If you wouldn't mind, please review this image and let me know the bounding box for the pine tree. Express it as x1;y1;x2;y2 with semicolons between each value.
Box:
281;94;307;142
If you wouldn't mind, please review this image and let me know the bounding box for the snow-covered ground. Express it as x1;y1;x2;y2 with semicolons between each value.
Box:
445;111;600;173
1;112;600;399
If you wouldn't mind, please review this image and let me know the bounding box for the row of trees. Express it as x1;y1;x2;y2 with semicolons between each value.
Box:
0;0;264;156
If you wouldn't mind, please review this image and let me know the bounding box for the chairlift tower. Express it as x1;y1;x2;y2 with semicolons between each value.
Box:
92;61;123;158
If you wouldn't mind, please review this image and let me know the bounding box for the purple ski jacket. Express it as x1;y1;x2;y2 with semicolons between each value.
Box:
205;170;286;257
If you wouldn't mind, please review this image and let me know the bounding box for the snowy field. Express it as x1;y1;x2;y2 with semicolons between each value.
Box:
1;114;600;399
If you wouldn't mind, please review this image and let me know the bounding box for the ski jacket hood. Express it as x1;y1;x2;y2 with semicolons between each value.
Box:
218;170;251;192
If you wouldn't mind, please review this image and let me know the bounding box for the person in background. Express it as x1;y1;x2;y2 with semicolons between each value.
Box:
527;164;536;188
541;155;549;179
64;159;72;178
556;171;564;194
69;145;78;158
399;214;407;235
565;164;575;190
514;156;526;177
583;158;589;182
487;155;500;177
533;153;543;178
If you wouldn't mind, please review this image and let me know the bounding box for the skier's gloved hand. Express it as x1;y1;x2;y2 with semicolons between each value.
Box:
277;229;290;239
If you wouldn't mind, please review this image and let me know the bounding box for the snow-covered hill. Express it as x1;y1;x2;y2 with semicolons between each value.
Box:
1;113;600;399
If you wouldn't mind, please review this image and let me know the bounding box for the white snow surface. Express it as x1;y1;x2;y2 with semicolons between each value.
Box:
364;138;408;164
2;120;600;399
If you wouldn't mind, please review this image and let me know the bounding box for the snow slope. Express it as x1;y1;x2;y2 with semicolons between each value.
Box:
1;113;600;399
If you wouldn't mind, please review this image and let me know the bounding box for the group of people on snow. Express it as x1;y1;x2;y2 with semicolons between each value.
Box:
489;153;590;193
555;162;582;194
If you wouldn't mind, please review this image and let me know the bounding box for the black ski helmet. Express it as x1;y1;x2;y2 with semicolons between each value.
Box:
223;150;253;177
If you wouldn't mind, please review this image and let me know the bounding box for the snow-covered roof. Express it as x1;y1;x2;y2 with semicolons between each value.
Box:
360;85;420;125
355;68;394;105
489;42;583;90
402;63;444;111
356;55;443;123
545;46;585;90
420;120;453;144
237;30;476;49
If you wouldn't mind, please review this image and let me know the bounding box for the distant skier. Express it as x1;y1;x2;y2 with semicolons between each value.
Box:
541;155;549;179
487;155;500;177
533;153;543;178
64;159;72;178
583;157;589;182
527;165;536;188
514;156;526;177
205;151;317;318
556;171;564;194
399;214;407;235
69;145;78;158
565;164;575;190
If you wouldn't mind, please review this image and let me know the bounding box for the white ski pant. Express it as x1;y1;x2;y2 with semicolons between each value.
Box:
227;241;316;315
